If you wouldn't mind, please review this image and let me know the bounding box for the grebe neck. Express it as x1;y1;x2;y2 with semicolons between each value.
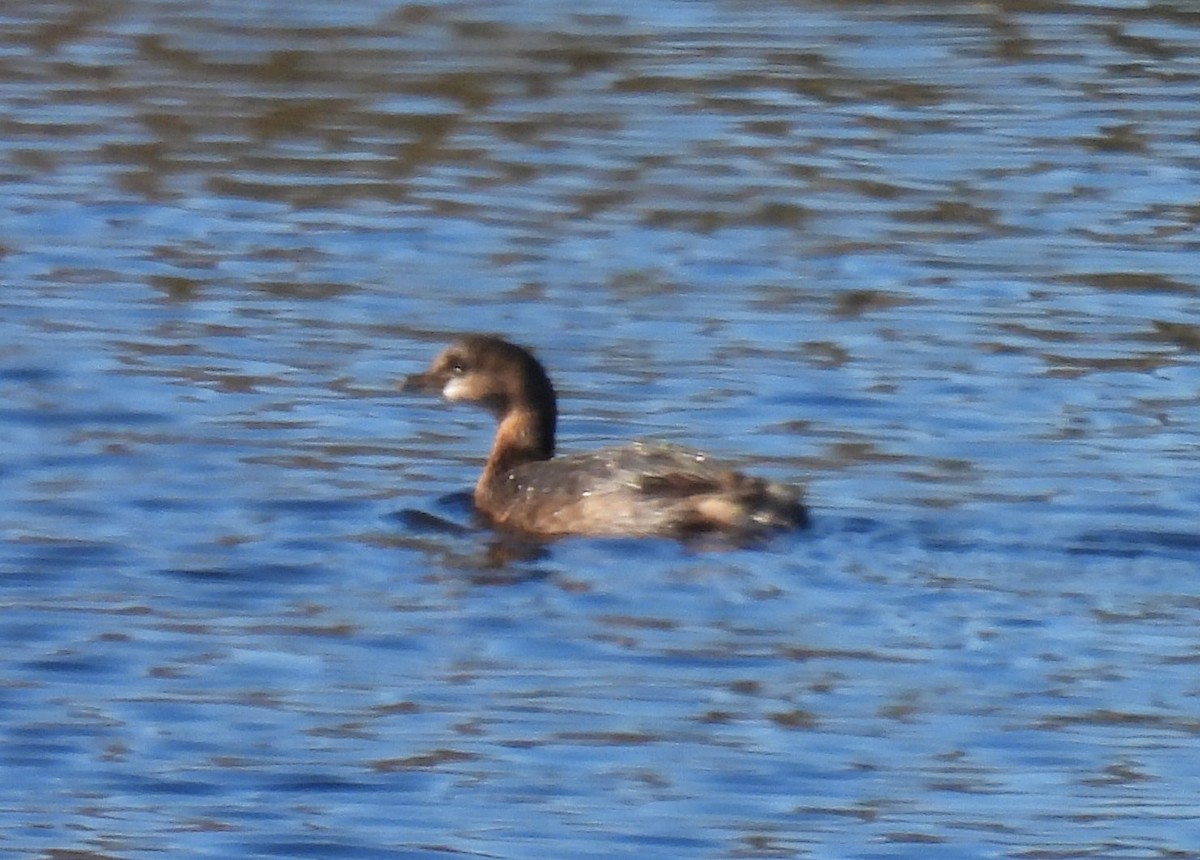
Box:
477;406;555;497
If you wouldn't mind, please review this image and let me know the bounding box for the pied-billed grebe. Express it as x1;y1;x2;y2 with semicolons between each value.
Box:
402;334;808;538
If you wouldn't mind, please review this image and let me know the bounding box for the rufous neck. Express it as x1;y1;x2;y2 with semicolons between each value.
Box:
479;407;553;486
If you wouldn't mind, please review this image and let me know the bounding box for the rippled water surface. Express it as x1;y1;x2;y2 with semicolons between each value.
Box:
4;0;1200;857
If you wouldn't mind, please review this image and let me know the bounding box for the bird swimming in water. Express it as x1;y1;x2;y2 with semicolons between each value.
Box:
402;334;808;539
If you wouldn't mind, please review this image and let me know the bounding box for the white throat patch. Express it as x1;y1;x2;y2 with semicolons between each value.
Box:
443;377;471;401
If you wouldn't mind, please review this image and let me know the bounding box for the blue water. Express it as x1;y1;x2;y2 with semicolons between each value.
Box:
3;0;1200;857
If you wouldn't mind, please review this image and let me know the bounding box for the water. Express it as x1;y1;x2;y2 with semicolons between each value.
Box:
3;0;1200;857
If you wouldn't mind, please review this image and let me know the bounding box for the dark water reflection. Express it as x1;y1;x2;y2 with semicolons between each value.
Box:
4;0;1200;857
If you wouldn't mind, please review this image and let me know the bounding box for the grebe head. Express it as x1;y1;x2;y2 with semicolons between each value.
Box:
402;335;557;431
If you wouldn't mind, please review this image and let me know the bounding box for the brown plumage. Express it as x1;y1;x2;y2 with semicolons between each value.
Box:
401;335;808;539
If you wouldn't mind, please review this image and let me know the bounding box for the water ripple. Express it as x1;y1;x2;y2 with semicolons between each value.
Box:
2;1;1200;858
